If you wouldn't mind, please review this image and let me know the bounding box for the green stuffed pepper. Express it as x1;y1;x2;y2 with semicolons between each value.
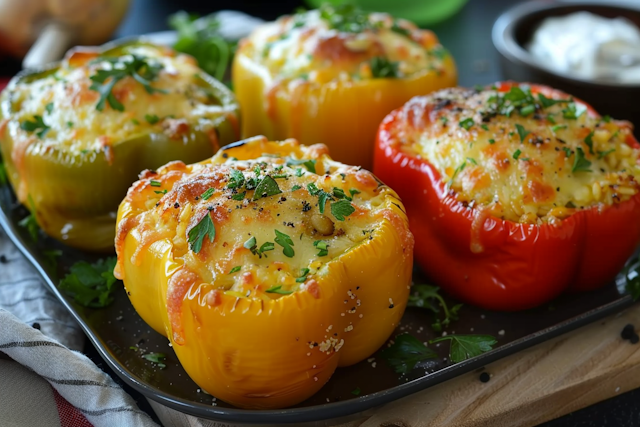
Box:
0;40;240;251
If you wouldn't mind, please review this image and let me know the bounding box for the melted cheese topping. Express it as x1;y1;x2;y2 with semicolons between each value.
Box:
116;141;389;300
2;42;235;154
389;84;640;223
240;6;449;84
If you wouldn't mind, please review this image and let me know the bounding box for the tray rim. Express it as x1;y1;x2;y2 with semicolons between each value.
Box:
0;188;636;425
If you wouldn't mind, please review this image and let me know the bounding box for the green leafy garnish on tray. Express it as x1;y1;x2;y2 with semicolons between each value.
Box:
59;257;120;308
380;333;436;374
408;284;462;332
430;335;498;363
623;257;640;301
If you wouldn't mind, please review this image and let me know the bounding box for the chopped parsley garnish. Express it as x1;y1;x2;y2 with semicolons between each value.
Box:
188;212;216;253
331;200;355;221
597;149;615;159
538;93;571;108
274;229;295;257
571;147;592;173
154;189;168;195
447;162;466;189
515;124;530;142
333;187;354;201
440;116;448;124
351;387;362;396
244;236;275;258
391;20;410;37
488;139;495;144
266;285;293;295
408;284;462;332
349;188;361;198
294;168;303;177
459;118;474;130
369;57;399;78
200;188;215;200
231;191;246;201
58;257;120;308
227;169;245;189
380;333;437;374
45;102;54;115
66;121;74;128
430;334;497;363
602;115;612;123
561;102;586;120
150;180;162;187
89;54;166;112
519;104;535;116
466;157;477;165
562;147;573;158
314;240;329;256
291;185;302;191
18;195;39;241
143;352;166;369
513;149;522;160
20;115;49;139
307;183;332;214
480;124;489;131
319;3;372;33
229;266;241;274
584;131;595;154
253;175;282;200
551;124;567;133
145;114;160;124
244;236;256;250
286;157;316;173
296;268;310;283
624;257;640;301
131;118;140;125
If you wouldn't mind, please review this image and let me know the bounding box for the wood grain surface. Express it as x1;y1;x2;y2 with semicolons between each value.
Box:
335;304;640;427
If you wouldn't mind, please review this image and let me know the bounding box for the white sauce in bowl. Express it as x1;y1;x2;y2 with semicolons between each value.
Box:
528;11;640;83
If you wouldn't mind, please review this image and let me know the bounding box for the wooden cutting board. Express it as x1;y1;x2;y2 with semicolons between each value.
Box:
335;303;640;427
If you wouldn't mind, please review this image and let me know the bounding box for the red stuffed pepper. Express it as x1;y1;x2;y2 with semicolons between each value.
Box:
374;82;640;311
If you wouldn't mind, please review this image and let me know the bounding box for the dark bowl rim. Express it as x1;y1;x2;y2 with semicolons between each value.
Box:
492;0;640;89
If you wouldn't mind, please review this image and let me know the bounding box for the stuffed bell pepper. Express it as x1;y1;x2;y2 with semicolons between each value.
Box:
374;82;640;311
0;40;240;251
232;3;457;169
114;136;414;408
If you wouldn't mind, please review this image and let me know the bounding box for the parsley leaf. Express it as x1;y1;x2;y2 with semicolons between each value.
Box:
551;124;567;133
58;257;120;308
200;188;215;200
266;285;293;295
227;169;245;189
571;147;592;173
229;266;241;274
89;54;166;112
18;195;39;241
253;176;282;200
408;284;462;332
150;180;162;187
45;102;54;115
624;257;640;301
0;155;7;186
291;185;302;191
584;131;595;154
231;191;246;201
286;158;317;173
513;149;522;160
145;114;160;124
351;387;362;396
20;115;50;139
320;3;372;33
369;57;399;78
430;334;497;363
274;229;295;257
188;212;216;253
459;118;474;130
314;240;329;256
538;93;571;108
597;149;615;159
562;102;586;120
515;124;530;142
380;333;437;374
295;268;310;283
143;352;166;369
331;200;355;221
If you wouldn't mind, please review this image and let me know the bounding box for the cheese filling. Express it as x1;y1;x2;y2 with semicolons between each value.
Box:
241;5;450;84
390;85;640;224
119;151;386;300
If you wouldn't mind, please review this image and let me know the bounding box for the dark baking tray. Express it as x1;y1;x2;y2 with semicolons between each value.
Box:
0;183;636;425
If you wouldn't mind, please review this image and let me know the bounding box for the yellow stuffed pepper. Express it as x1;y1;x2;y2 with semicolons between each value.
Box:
232;3;457;169
0;40;240;251
114;136;414;408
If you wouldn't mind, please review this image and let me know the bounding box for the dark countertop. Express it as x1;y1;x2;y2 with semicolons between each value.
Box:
21;0;640;425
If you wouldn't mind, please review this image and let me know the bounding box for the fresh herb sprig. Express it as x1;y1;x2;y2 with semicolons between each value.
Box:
89;54;166;112
408;284;462;332
188;212;216;253
430;335;498;363
380;333;437;374
20;115;50;139
623;257;640;301
59;257;120;308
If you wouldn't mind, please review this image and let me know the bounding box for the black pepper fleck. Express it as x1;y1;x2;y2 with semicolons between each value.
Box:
31;322;41;330
0;254;7;263
479;372;490;383
174;202;180;209
621;324;635;340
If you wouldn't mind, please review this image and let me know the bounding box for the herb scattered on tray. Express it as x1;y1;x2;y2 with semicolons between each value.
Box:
380;333;437;374
408;284;462;332
624;256;640;301
58;257;120;308
430;335;498;363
